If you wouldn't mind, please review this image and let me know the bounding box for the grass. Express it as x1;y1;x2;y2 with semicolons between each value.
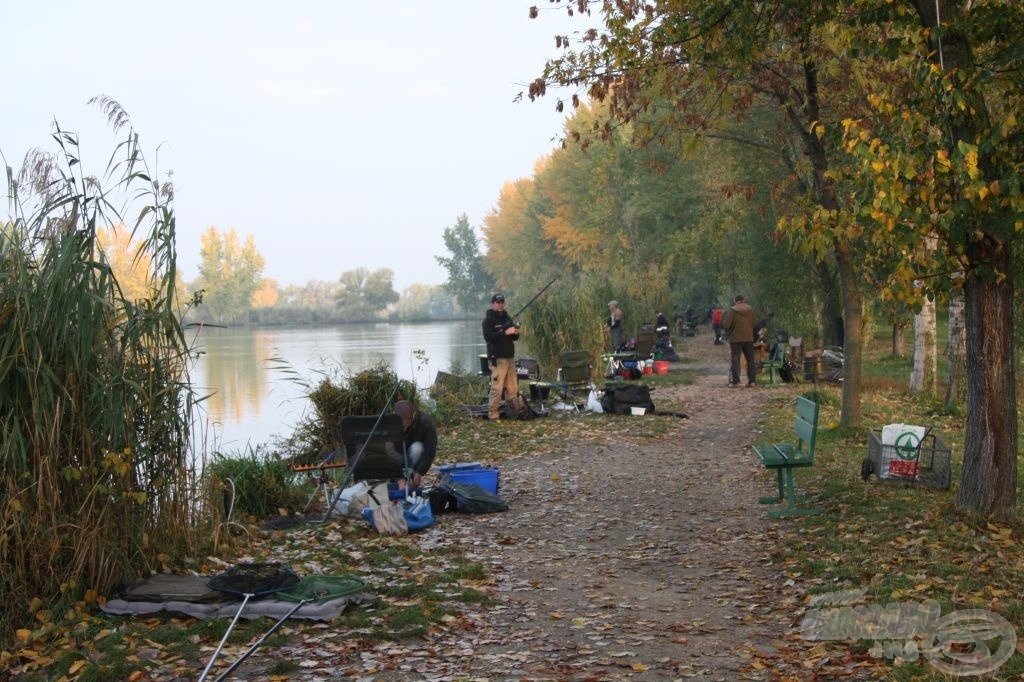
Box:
756;340;1024;679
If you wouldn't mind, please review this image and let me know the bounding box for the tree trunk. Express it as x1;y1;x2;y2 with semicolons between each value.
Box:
944;291;966;408
835;244;862;427
891;322;906;358
815;261;842;346
909;296;936;394
957;238;1017;520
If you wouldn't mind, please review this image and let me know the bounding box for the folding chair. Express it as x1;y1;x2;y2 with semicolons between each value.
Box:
765;342;787;385
516;357;541;381
556;350;592;411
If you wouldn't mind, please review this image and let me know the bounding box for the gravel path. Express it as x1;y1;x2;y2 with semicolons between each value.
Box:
356;334;815;681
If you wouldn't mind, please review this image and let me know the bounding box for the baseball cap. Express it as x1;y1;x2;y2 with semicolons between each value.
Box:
491;294;505;303
608;300;617;306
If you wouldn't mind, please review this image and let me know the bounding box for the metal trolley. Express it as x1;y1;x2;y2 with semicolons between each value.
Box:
863;427;952;489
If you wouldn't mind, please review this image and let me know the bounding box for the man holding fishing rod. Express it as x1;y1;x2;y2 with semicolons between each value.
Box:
483;293;521;421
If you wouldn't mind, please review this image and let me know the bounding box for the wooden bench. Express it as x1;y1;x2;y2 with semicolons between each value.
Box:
752;395;822;517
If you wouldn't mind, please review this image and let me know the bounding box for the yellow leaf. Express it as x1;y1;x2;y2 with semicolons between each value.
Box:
15;629;32;643
871;160;885;172
68;659;88;675
631;662;650;672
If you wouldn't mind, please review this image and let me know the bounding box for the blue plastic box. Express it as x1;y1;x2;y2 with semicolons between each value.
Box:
436;462;484;475
447;467;500;494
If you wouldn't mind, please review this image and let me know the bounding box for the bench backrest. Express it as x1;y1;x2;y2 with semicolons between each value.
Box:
793;396;820;457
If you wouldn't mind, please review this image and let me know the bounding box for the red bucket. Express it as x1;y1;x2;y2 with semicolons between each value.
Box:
653;360;669;374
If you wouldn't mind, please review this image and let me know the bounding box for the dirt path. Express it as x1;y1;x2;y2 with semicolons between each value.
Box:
336;334;815;680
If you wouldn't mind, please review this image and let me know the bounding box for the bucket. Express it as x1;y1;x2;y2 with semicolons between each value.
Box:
529;382;552;401
642;365;653;375
447;467;499;494
630;406;646;416
653;360;669;374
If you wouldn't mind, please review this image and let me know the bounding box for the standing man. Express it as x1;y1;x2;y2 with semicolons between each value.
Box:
606;300;624;351
394;400;437;487
722;294;757;387
483;293;520;421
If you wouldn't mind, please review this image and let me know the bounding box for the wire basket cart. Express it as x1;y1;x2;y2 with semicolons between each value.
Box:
864;428;952;489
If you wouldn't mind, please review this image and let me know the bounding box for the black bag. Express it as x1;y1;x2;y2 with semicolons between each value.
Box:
501;394;537;420
601;384;655;415
427;487;458;514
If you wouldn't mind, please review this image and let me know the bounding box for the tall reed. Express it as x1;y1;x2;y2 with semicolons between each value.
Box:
1;98;201;646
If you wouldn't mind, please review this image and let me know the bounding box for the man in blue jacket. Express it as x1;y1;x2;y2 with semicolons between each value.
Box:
482;293;520;420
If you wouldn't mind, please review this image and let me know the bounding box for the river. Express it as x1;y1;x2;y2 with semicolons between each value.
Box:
189;320;489;451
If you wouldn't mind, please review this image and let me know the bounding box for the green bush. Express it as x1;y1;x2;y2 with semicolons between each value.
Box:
207;445;307;519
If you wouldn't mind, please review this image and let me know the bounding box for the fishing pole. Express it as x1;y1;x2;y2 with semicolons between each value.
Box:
511;273;561;321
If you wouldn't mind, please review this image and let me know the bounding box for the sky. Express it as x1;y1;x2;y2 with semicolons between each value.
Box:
2;1;586;291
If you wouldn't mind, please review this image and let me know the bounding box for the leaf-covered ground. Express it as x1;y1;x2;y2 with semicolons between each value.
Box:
9;332;1023;680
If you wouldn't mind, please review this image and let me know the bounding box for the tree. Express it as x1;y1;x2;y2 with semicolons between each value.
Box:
335;267;399;321
195;226;266;324
435;214;495;313
835;0;1023;518
95;225;155;302
531;1;874;426
531;1;1023;518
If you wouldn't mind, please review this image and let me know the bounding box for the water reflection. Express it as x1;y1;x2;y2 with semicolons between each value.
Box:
190;321;487;450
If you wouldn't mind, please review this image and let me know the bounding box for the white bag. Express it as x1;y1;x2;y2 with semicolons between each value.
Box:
879;424;927;478
586;389;604;413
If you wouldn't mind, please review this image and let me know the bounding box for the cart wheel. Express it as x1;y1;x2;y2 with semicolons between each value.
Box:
860;459;874;482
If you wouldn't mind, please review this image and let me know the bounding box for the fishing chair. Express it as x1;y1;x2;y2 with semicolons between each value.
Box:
556;349;593;411
340;414;409;483
314;415;409;522
634;329;657;361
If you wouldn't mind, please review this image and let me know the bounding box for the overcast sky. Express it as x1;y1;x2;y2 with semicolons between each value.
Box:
2;1;586;291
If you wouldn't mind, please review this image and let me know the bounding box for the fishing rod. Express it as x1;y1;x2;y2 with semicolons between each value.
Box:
320;378;404;522
511;273;561;321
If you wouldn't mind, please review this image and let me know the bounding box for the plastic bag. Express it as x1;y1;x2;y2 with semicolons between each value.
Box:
586;389;604;413
402;497;435;531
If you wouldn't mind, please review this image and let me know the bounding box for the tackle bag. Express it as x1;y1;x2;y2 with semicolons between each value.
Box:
501;394;538;420
600;384;656;415
437;480;509;514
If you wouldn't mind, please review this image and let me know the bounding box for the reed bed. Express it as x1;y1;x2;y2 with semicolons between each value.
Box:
1;99;204;646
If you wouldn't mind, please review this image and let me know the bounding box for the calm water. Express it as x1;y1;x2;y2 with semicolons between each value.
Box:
189;321;489;451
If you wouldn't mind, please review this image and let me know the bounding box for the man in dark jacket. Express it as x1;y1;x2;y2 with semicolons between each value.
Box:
722;294;757;387
395;400;436;487
482;293;520;420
